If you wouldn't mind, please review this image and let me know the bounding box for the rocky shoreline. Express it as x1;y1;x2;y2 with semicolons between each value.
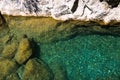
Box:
0;0;120;25
0;0;120;79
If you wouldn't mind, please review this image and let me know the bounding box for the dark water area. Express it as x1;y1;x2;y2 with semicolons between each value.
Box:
39;34;120;80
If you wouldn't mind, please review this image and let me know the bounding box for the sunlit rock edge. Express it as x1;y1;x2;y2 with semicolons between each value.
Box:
0;0;120;25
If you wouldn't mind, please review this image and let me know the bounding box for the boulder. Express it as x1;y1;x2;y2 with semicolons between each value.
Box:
23;58;53;80
15;37;32;64
1;42;18;59
0;58;18;79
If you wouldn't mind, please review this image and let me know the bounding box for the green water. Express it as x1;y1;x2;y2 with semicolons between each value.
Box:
39;34;120;80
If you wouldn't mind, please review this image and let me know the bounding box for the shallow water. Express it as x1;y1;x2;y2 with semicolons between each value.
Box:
39;34;120;80
1;16;120;79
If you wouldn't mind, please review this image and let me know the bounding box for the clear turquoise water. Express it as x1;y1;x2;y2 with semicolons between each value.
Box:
39;34;120;80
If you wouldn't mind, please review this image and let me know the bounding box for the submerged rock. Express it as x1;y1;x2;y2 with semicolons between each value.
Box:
0;58;18;79
1;42;18;59
53;63;69;80
15;37;32;64
23;58;53;80
0;35;11;44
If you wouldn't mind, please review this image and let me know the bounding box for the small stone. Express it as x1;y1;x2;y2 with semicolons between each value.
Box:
0;58;18;79
15;37;32;64
23;58;53;80
6;73;20;80
1;42;18;59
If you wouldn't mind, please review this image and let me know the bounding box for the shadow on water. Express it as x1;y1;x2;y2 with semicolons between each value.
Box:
30;38;41;58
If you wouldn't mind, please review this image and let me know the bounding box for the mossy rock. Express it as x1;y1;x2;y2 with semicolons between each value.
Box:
0;58;18;79
15;37;32;64
0;35;11;44
1;42;18;59
23;58;53;80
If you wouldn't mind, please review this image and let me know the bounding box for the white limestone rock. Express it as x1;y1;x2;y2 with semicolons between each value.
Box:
0;0;120;24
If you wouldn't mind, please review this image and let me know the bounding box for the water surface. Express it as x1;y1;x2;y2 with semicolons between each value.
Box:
39;34;120;80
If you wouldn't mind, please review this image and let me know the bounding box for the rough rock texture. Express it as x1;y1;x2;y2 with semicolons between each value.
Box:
23;58;53;80
1;42;18;59
15;37;32;64
0;35;53;79
0;58;18;79
0;0;120;24
4;16;120;43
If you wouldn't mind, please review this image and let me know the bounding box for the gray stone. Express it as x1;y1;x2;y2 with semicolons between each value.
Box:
0;0;120;24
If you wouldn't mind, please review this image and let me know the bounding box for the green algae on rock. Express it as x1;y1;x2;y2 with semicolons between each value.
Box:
1;42;18;59
15;37;32;64
0;31;54;79
0;35;11;44
23;58;53;80
0;58;18;79
4;16;120;43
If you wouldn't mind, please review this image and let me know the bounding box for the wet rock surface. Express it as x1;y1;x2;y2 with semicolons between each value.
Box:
0;58;18;79
2;42;18;59
0;32;54;80
4;16;120;43
15;37;32;64
23;58;53;80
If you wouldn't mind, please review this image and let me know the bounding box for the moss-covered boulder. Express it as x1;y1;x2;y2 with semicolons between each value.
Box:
15;37;32;64
1;42;18;59
0;35;11;44
23;58;53;80
0;58;18;79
